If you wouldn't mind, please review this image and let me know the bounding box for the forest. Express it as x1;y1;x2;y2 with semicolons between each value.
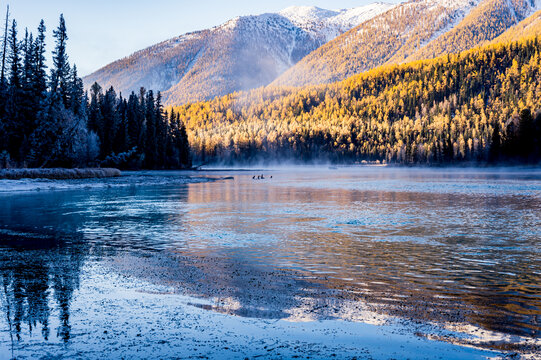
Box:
1;10;540;168
174;36;541;165
0;10;191;170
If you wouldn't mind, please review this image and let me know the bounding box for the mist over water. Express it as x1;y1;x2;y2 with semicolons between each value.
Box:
0;167;539;358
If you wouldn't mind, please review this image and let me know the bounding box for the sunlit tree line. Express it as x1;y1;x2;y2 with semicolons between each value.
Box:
174;36;541;165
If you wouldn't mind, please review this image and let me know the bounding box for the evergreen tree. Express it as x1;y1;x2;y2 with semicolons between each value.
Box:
6;19;22;160
144;90;157;168
68;65;84;116
8;19;20;88
126;92;140;150
490;121;501;162
0;5;9;86
518;108;535;159
20;29;36;158
0;11;192;169
155;91;166;168
88;82;102;134
0;6;9;161
33;20;47;100
177;115;191;168
50;14;70;105
99;87;119;158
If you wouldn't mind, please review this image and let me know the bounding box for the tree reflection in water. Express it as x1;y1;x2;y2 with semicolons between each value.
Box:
0;231;85;345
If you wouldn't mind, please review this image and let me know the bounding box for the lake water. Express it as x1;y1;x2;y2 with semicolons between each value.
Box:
0;167;539;359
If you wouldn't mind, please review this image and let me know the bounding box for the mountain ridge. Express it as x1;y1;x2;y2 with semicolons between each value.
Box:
83;3;394;105
272;0;541;88
84;0;541;107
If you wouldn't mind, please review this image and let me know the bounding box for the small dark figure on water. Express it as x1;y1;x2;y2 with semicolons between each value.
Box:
253;174;272;180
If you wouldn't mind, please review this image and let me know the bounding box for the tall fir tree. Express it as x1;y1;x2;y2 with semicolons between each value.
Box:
50;14;70;106
144;90;156;168
33;20;47;100
6;19;22;160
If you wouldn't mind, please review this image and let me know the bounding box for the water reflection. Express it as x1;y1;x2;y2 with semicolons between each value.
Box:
0;232;85;345
0;185;190;346
0;169;539;354
178;171;540;339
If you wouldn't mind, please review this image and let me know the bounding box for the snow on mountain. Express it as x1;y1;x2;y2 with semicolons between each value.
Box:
272;0;541;88
84;3;393;105
272;0;480;88
279;3;396;41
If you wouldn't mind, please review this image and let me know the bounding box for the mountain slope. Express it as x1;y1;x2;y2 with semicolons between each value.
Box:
406;0;541;61
272;0;480;87
490;9;541;43
272;0;541;88
173;36;541;164
83;4;394;105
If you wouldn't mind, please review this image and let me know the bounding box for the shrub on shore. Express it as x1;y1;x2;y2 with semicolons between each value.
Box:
0;168;121;180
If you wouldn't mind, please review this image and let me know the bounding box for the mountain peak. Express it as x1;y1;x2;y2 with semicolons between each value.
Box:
278;6;339;21
84;3;393;105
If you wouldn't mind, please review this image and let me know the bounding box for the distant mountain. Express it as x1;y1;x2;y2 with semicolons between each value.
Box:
272;0;541;88
83;3;394;105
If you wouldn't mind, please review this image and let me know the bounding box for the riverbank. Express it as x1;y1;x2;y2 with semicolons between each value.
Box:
0;170;228;193
0;168;121;180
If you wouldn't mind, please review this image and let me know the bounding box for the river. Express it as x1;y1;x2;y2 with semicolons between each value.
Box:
0;167;539;359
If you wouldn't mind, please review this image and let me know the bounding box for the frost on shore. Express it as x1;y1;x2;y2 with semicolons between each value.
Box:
0;168;121;180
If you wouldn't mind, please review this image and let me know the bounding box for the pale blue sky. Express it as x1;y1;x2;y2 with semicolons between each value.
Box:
3;0;401;76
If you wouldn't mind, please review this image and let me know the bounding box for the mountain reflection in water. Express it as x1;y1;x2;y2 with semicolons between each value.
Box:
0;168;539;355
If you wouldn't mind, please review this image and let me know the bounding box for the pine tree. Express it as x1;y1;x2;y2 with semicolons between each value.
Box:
99;86;119;158
177;113;191;168
5;19;22;160
144;90;156;168
0;5;9;86
88;82;102;134
0;10;191;169
0;5;6;160
50;14;70;105
518;108;534;159
155;91;166;168
33;20;47;99
126;92;139;150
20;29;36;159
68;65;84;116
489;122;501;162
8;19;20;89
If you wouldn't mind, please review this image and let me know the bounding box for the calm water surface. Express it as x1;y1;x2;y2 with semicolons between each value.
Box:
0;167;539;358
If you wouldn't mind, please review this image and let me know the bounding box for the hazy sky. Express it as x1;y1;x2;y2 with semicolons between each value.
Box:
2;0;402;76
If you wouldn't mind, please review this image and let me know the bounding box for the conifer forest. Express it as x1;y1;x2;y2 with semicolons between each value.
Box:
0;12;191;170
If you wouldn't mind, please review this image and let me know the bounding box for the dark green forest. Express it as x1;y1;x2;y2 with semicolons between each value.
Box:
0;11;191;170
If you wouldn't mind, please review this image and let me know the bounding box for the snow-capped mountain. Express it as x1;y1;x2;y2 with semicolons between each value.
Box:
83;3;394;105
278;3;395;41
273;0;541;88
